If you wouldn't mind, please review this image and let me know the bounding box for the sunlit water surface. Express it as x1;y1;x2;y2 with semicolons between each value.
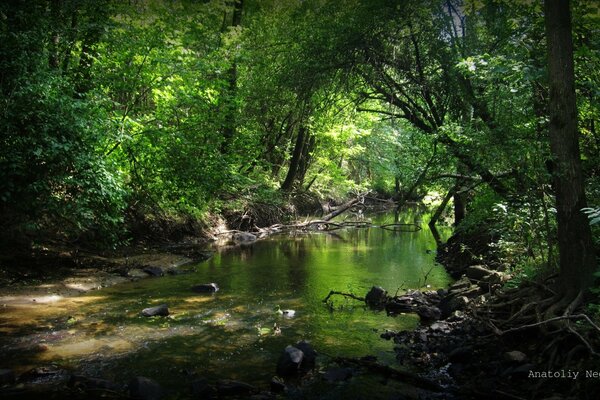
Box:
0;211;451;395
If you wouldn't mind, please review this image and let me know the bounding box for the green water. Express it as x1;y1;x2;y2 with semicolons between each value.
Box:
0;211;451;395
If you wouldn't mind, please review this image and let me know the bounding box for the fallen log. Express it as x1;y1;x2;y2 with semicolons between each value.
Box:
321;198;359;221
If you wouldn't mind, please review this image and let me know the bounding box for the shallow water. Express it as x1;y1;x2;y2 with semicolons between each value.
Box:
0;210;451;395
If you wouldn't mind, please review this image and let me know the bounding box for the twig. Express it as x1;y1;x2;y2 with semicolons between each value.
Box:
322;290;365;303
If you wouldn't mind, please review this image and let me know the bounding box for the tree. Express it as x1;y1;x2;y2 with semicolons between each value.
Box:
544;0;597;297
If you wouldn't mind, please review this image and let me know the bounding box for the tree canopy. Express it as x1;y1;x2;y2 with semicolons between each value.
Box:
1;0;598;294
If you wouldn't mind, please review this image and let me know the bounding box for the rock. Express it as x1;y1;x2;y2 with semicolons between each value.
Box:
448;346;473;363
216;379;256;396
191;379;217;399
417;305;441;322
270;376;286;393
128;268;149;279
233;232;257;244
504;350;527;363
191;283;219;293
385;300;413;314
0;369;16;385
449;276;472;292
128;376;162;400
276;345;304;376
365;286;387;308
143;266;164;277
323;367;353;382
295;340;317;370
465;265;494;281
380;330;395;340
166;268;186;276
69;375;122;392
141;304;169;317
439;295;470;318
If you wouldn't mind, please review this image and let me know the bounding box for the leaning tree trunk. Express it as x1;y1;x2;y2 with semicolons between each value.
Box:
544;0;597;296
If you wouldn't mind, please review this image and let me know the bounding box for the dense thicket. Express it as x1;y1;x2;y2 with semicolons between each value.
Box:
1;0;598;296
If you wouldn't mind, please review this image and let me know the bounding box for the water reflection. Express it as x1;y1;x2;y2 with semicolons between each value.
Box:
0;211;451;392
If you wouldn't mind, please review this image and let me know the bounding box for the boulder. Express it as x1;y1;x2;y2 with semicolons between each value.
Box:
233;232;257;244
191;283;219;293
365;286;387;308
448;276;472;292
129;376;162;400
216;379;256;396
141;304;169;317
143;266;164;277
276;345;304;376
0;369;15;385
295;341;316;370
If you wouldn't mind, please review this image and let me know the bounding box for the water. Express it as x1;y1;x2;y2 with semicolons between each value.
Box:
0;210;451;395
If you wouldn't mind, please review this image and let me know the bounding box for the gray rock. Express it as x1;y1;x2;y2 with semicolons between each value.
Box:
504;350;527;363
276;345;304;376
143;266;164;277
0;369;15;385
141;304;169;317
191;283;219;293
129;376;162;400
233;232;257;244
128;268;149;279
216;379;256;396
365;286;387;308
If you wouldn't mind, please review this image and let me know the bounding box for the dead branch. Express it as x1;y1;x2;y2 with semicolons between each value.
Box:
322;290;365;303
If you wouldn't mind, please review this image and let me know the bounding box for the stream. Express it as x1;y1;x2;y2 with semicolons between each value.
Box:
0;210;452;397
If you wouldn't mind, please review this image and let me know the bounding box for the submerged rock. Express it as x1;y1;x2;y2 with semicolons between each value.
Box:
323;367;353;382
276;345;304;376
141;304;169;317
0;369;15;385
129;376;163;400
191;379;217;399
233;232;257;244
295;341;317;370
216;379;257;396
365;286;387;308
191;283;219;293
143;266;164;277
69;375;122;392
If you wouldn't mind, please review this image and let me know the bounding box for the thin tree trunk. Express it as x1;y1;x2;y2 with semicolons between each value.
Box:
544;0;597;296
281;126;307;191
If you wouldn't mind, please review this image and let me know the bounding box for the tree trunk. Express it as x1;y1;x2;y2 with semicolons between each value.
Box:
281;126;307;191
221;0;244;153
544;0;597;296
454;162;467;225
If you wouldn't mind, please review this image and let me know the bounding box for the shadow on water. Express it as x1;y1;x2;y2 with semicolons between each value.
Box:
0;210;452;396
